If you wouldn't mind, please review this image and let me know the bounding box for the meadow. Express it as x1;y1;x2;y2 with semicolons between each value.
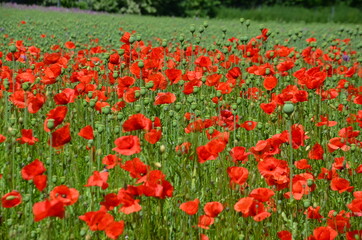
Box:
0;6;361;240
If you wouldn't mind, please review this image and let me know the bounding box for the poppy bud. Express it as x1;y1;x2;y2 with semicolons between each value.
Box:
129;36;135;44
283;102;294;115
175;103;181;111
160;145;166;154
190;25;195;34
191;102;197;110
113;72;118;78
117;113;122;120
145;81;154;89
239;18;244;24
9;45;17;53
154;162;162;168
52;176;57;183
80;229;86;237
179;34;184;43
245;20;250;27
136;35;141;41
143;98;150;105
140;87;146;95
138;61;144;69
47;119;55;130
134;105;141;113
89;99;96;107
134;90;140;98
7;219;13;226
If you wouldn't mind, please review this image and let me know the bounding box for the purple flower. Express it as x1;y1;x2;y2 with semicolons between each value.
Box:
342;54;350;62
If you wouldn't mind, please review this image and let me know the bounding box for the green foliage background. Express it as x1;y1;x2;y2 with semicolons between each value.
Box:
1;0;362;21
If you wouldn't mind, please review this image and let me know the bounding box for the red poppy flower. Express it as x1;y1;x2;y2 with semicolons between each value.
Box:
50;123;71;148
44;106;68;132
263;76;278;90
330;177;354;193
327;210;351;233
105;220;125;239
121;157;149;179
295;159;312;170
195;56;212;68
175;142;192;154
197;215;215;229
122;114;152;132
206;73;222;86
2;191;22;208
165;68;182;84
144;129;162;144
54;88;77;105
21;159;46;180
347;197;362;217
78;125;94;140
229;146;251;163
227;166;249;187
249;188;275;203
290;124;309;149
113;135;141;155
33;175;47;191
305;206;323;221
154;92;176;105
308;143;324;160
0;134;6;143
204;202;223;218
16;129;39;145
277;230;292;240
196;145;218;163
240;121;258;131
33;199;65;222
346;230;362;240
50;185;79;206
64;41;75;49
118;188;142;214
234;197;270;221
311;226;338;240
79;209;114;231
85;171;109;190
260;102;277;115
179;199;199;215
102;154;122;169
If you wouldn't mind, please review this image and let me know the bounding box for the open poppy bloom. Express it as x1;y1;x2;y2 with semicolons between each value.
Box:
50;185;79;206
113;135;141;155
85;171;109;190
2;191;22;208
16;129;39;145
179;198;199;215
33;199;65;222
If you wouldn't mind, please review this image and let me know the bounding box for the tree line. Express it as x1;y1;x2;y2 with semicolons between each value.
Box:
3;0;362;17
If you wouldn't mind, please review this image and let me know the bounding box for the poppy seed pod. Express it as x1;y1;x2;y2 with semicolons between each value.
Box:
129;36;135;44
283;102;294;115
190;25;195;34
203;21;208;28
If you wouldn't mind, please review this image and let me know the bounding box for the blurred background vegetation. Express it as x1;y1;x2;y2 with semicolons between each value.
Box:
1;0;362;23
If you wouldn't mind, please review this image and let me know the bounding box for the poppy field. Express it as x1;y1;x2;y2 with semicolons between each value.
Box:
0;7;362;240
